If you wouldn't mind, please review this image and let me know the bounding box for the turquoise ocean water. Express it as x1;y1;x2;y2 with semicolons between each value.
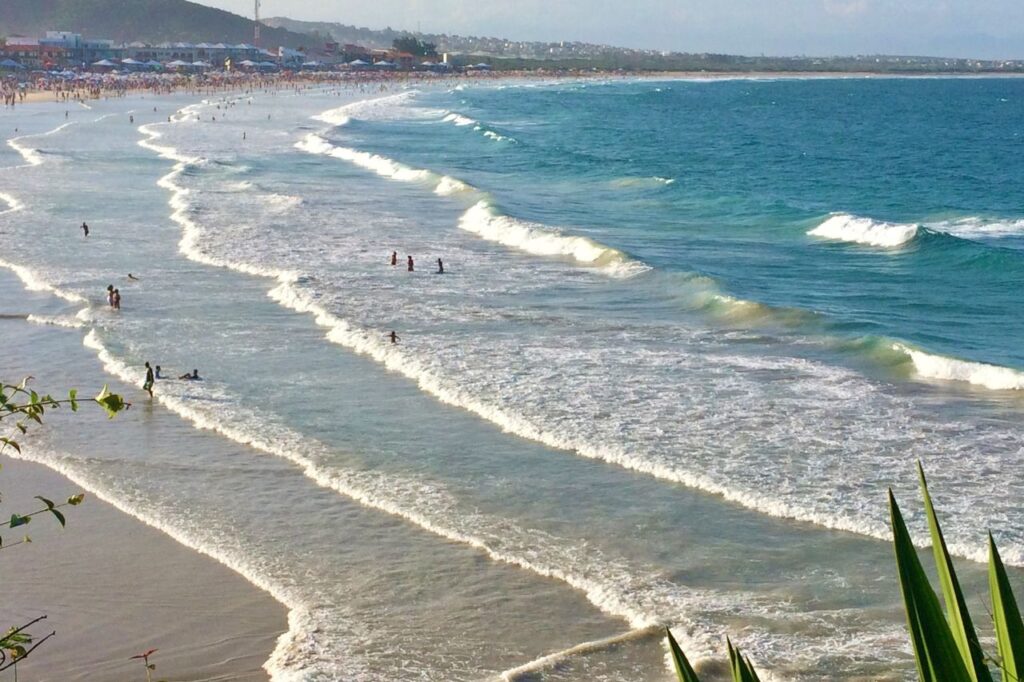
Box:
2;77;1023;680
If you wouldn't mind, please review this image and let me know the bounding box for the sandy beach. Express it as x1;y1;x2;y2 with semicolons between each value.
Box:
0;456;287;681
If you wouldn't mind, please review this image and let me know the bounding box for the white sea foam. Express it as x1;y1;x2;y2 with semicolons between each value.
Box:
458;200;649;278
313;91;416;126
296;133;433;183
0;258;88;304
893;343;1024;391
6;121;76;167
0;191;24;214
263;193;304;212
808;214;919;247
931;216;1024;240
26;314;86;329
443;111;478;127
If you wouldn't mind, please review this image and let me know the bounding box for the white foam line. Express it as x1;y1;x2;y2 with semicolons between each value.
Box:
458;199;650;278
296;132;645;277
894;342;1024;391
25;314;86;329
497;626;663;681
6;121;76;168
0;191;24;214
0;258;88;304
808;213;918;248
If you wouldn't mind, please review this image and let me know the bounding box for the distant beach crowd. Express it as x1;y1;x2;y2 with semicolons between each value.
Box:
1;68;623;108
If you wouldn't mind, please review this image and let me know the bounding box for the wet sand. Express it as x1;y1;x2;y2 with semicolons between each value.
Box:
0;456;288;681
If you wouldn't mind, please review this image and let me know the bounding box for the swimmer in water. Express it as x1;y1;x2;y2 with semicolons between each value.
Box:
128;273;139;281
179;369;201;381
389;331;399;344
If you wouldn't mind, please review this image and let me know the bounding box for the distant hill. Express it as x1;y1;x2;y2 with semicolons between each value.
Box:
0;0;314;48
263;17;421;51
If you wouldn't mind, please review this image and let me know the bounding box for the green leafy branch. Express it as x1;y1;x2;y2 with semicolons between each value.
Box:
1;377;129;455
0;615;55;672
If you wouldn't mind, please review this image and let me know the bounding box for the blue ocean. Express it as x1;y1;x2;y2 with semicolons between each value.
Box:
2;76;1023;680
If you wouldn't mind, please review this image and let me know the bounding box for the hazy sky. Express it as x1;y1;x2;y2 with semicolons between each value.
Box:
195;1;1024;59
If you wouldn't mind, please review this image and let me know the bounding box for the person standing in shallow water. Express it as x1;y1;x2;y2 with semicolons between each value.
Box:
143;362;154;398
106;285;114;307
112;289;121;310
437;258;444;274
390;251;398;266
389;331;399;344
81;222;89;237
407;256;414;272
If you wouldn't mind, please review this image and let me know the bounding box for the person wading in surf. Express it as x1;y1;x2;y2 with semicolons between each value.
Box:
143;362;154;398
407;256;414;272
391;251;398;266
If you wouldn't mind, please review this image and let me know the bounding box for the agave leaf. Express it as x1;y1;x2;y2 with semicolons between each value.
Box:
918;464;992;682
666;628;702;682
889;490;973;682
726;638;761;682
989;534;1024;682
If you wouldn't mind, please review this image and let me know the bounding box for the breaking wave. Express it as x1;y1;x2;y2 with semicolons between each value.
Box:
458;199;649;278
808;214;919;248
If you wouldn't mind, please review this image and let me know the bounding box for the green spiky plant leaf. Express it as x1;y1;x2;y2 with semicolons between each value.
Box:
666;628;702;682
918;464;992;682
890;489;973;682
989;535;1024;682
726;638;761;682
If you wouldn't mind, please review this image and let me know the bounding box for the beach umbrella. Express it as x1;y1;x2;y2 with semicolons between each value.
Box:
373;60;394;67
0;59;26;70
239;59;257;66
91;59;117;67
145;60;163;69
121;58;143;65
166;60;190;67
258;61;277;68
348;59;368;66
191;60;211;67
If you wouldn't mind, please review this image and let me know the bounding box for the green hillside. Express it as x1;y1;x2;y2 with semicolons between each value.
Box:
0;0;313;48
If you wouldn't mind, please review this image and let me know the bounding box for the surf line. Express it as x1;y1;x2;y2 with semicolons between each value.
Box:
81;321;742;677
142;99;1018;571
132;100;762;674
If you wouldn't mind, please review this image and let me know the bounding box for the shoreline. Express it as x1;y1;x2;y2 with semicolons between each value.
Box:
6;67;1024;107
0;454;288;682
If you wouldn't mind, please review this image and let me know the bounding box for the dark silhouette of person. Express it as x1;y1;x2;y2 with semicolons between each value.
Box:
155;365;164;379
407;256;414;272
179;369;201;380
82;222;89;237
143;362;154;397
389;331;399;344
391;251;398;266
437;258;444;274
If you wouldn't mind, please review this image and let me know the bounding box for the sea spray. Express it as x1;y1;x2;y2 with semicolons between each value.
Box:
808;214;919;248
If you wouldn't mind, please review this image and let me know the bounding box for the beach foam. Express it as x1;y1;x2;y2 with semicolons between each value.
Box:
458;199;649;278
893;343;1024;391
808;214;919;247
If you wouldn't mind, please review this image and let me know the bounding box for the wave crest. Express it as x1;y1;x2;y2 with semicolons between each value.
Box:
808;214;919;248
458;200;648;278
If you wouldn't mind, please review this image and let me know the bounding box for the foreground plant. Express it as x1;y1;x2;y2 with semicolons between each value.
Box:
665;463;1024;681
0;377;128;672
130;648;159;682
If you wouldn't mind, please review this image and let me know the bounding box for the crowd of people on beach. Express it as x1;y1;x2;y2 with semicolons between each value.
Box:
2;67;554;109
